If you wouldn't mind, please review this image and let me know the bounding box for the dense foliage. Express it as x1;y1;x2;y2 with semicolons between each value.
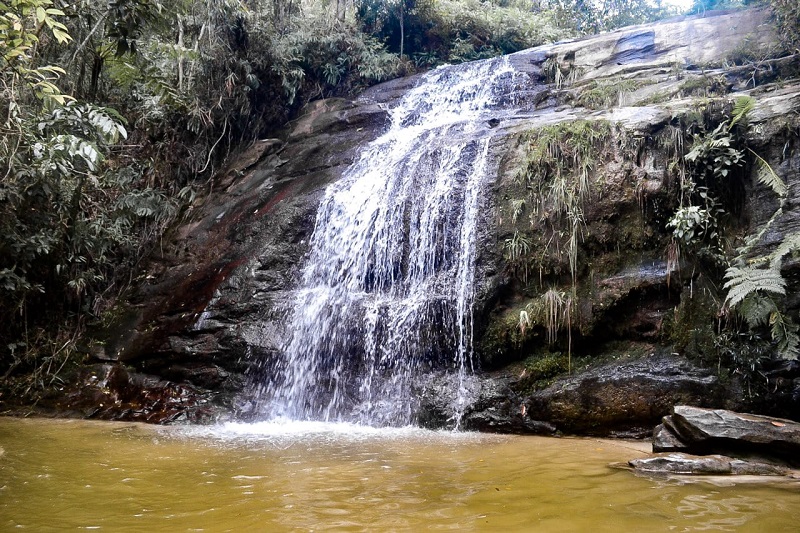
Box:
3;0;788;395
770;0;800;50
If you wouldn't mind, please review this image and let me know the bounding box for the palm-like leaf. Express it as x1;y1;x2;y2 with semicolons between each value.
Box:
729;96;756;130
771;311;800;360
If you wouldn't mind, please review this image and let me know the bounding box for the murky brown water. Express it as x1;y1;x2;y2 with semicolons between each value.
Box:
1;418;798;531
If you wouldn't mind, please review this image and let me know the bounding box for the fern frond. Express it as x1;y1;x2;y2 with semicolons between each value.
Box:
728;95;756;130
736;207;783;259
723;265;786;308
748;148;787;198
769;232;800;270
738;293;777;328
770;311;800;360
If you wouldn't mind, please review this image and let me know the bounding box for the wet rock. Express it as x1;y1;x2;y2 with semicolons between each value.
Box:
537;8;776;83
629;453;788;476
590;261;678;340
460;377;556;435
416;372;555;434
287;99;389;140
523;354;726;435
611;29;655;65
439;353;734;436
160;362;231;390
463;408;557;435
751;358;800;421
657;406;800;461
653;423;690;452
57;364;224;424
92;83;391;384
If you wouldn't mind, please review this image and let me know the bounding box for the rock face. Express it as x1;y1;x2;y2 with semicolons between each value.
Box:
54;364;222;423
83;98;392;419
59;7;800;429
523;355;729;435
654;406;800;462
432;353;731;436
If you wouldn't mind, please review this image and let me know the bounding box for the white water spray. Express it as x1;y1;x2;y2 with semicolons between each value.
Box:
255;56;524;426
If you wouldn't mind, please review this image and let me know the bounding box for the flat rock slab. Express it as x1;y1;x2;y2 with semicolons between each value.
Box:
654;406;800;465
629;453;789;476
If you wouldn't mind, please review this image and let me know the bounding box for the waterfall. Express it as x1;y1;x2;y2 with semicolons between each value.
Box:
255;56;523;426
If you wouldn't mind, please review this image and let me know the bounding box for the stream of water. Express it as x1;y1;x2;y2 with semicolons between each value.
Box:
1;417;799;531
253;57;527;426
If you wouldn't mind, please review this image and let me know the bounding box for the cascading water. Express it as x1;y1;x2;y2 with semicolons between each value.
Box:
254;56;526;426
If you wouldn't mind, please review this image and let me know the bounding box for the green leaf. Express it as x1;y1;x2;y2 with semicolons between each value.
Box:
51;26;70;44
729;96;756;131
724;265;786;308
749;148;787;198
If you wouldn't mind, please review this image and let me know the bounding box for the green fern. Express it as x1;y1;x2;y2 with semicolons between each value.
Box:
771;311;800;359
749;148;788;198
769;232;800;270
723;265;786;308
738;293;777;329
728;95;756;131
734;150;789;259
720;94;798;360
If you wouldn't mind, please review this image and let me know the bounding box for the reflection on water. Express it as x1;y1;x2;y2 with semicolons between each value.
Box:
0;417;798;531
677;494;766;531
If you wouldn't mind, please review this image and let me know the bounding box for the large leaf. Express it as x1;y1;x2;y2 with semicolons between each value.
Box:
723;264;786;308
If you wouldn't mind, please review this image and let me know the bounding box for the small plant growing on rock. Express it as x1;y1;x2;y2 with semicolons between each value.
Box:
503;230;532;281
515;119;615;283
667;97;754;266
517;288;576;373
668;205;717;248
770;0;800;52
684;123;746;180
577;78;639;109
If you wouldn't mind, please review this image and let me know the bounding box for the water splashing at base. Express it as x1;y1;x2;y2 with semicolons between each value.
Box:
252;57;525;426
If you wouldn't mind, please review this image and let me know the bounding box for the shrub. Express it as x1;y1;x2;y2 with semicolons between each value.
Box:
770;0;800;51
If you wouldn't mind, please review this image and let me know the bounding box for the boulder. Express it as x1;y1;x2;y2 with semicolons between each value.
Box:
434;353;739;436
416;372;556;434
653;422;690;452
655;406;800;462
522;354;727;435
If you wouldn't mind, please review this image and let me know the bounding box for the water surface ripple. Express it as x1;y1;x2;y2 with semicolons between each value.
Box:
1;418;798;531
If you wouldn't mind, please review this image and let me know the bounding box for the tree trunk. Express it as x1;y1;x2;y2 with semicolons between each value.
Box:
177;15;184;91
90;54;104;100
399;2;405;59
336;0;346;22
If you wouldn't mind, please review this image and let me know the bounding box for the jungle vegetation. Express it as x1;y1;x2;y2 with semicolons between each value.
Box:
0;0;796;398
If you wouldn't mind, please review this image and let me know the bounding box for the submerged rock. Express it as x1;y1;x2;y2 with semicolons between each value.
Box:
629;453;789;476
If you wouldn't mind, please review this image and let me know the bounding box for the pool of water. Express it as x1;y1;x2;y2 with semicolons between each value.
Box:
1;417;798;531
